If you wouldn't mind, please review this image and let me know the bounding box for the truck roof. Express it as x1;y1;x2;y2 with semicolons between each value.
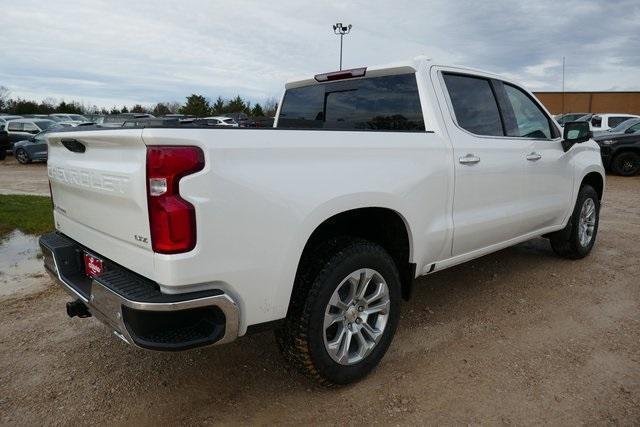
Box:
284;56;504;89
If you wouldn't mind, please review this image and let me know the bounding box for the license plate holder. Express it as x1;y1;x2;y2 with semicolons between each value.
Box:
83;253;104;278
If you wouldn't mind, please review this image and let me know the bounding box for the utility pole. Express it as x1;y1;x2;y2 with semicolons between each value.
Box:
333;23;352;70
561;56;566;116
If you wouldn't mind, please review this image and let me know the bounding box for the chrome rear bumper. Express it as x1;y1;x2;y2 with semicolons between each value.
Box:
40;232;240;351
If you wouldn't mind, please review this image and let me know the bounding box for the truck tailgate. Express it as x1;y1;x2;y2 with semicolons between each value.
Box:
46;129;154;276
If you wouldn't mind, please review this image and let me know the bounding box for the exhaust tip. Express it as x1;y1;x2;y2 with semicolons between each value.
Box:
66;299;91;318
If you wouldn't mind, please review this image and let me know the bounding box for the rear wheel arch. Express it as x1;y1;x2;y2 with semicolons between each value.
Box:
292;207;415;305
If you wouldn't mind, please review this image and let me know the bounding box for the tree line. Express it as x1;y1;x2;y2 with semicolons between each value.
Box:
0;86;278;118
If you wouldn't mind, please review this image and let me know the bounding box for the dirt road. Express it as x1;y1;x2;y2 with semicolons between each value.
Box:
0;174;638;425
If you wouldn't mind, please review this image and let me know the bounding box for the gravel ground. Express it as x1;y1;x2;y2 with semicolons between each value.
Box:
0;169;638;425
0;156;49;196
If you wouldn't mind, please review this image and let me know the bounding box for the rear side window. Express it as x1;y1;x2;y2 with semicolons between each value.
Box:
8;122;24;131
443;74;503;136
503;84;552;139
278;74;424;131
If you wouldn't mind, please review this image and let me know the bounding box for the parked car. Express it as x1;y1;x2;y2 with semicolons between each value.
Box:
50;113;90;122
0;114;23;130
592;117;640;138
162;114;196;120
226;112;250;127
40;58;604;385
202;116;239;127
6;118;57;151
246;116;275;128
595;121;640;176
12;127;58;164
95;113;155;127
555;113;589;127
0;127;8;160
589;113;640;131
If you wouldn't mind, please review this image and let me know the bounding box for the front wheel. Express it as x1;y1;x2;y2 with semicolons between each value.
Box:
276;238;401;386
0;149;6;161
611;151;640;176
15;149;30;164
550;185;600;259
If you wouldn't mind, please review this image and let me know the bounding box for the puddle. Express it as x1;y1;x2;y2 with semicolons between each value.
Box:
0;230;49;297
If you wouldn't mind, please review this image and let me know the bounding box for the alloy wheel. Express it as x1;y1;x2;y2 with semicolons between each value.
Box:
578;198;596;247
323;268;390;365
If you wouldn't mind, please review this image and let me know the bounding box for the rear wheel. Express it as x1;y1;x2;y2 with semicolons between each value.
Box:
15;148;30;164
276;238;401;386
0;149;5;161
611;151;640;176
550;185;599;259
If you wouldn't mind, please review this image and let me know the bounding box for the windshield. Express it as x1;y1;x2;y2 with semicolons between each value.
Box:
608;118;639;133
557;113;587;124
68;114;88;121
35;120;55;129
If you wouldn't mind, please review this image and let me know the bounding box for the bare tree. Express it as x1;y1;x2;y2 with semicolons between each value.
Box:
263;97;279;118
0;86;10;111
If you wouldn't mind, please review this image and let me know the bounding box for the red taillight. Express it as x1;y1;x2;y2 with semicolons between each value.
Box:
146;146;204;254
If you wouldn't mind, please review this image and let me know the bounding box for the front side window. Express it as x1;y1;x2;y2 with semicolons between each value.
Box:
35;121;54;130
443;73;503;136
24;122;39;132
278;74;424;131
503;84;552;139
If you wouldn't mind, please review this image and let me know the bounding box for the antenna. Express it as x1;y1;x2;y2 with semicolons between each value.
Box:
561;56;565;116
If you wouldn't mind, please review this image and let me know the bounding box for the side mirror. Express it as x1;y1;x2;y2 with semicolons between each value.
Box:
561;121;592;152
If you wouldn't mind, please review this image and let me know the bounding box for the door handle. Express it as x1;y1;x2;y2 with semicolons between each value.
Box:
526;152;542;161
459;154;480;165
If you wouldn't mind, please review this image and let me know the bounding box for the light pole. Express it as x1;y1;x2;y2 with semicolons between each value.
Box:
333;23;352;70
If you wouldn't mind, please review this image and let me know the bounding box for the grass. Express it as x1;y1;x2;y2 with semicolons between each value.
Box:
0;195;54;236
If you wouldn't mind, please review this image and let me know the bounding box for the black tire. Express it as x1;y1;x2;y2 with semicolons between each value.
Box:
15;149;31;164
611;151;640;176
549;185;600;259
0;149;5;161
276;237;401;386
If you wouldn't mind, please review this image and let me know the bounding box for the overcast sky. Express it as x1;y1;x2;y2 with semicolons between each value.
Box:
1;0;639;108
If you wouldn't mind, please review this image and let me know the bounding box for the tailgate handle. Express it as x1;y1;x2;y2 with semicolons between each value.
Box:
61;139;86;153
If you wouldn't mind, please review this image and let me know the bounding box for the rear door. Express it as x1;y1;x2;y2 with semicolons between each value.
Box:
436;70;531;256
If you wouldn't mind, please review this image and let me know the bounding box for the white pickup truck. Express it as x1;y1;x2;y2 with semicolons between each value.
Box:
40;57;604;385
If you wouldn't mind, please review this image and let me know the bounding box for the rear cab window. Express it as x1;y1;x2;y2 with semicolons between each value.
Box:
278;73;425;131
